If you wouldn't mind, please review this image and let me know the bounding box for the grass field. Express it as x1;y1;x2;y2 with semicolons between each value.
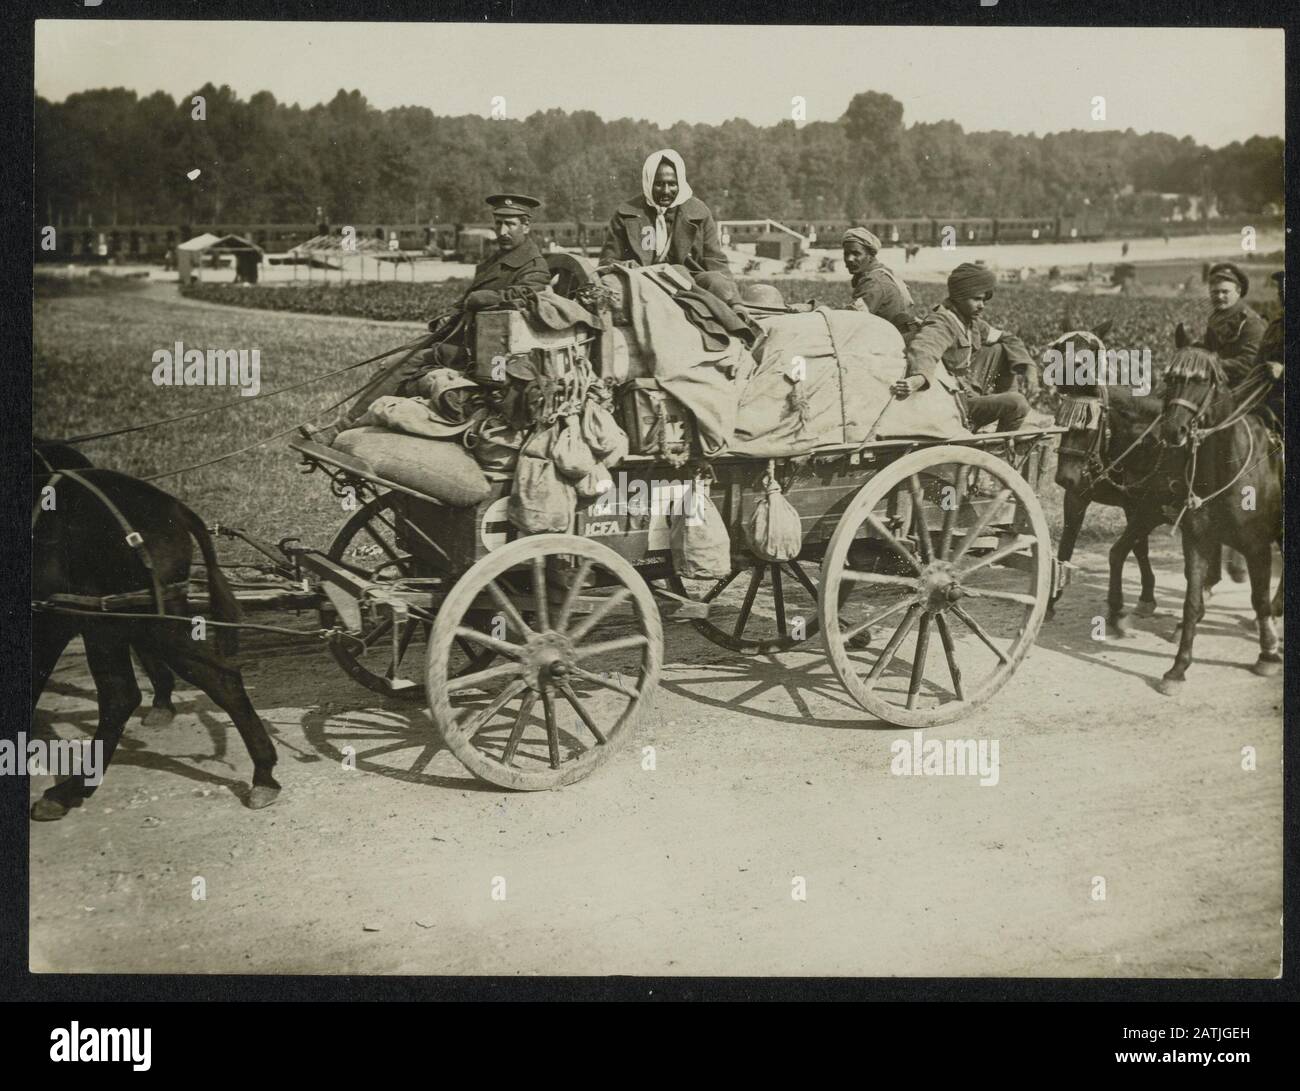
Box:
32;280;1173;558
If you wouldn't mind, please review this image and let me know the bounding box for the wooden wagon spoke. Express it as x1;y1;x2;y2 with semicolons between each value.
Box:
559;683;607;745
539;686;561;770
906;613;932;710
864;514;924;574
840;570;917;589
784;560;819;599
950;486;1014;562
566;587;632;642
842;596;911;643
553;559;594;632
356;615;395;650
950;604;1010;664
486;579;534;638
573;634;650;660
500;690;537;766
934;614;965;701
906;475;933;563
445;659;525;694
453;626;526;659
732;564;766;640
699;569;743;602
570;665;640;700
771;565;787;637
455;679;527;739
864;603;921;687
959;534;1037;577
938;471;967;559
531;556;550;631
962;587;1039;607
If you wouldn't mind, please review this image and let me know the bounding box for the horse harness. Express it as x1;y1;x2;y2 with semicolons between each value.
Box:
1165;363;1280;530
31;462;185;617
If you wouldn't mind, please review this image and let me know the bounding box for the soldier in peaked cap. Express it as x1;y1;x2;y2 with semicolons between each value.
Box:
1196;261;1267;384
315;193;554;439
892;262;1034;433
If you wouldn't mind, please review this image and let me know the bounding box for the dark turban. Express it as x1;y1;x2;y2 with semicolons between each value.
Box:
1208;262;1249;297
947;262;996;301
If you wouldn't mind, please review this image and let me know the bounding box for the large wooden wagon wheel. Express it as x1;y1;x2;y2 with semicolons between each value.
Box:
320;494;494;701
666;556;823;654
427;534;662;790
819;445;1052;727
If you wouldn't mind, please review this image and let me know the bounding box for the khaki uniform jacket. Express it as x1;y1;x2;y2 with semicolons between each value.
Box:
850;259;916;333
1197;300;1267;384
904;303;1034;394
462;236;552;308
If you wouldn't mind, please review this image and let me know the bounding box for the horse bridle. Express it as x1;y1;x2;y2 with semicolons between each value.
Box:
1051;330;1162;493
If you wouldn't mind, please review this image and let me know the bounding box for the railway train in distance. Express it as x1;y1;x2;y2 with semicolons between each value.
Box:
37;214;1100;263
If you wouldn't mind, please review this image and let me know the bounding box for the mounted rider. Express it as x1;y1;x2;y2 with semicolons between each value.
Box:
892;262;1035;433
1255;270;1284;429
1195;262;1267;385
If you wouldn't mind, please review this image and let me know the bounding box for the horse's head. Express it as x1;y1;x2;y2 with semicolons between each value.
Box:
1048;319;1112;492
1159;346;1225;448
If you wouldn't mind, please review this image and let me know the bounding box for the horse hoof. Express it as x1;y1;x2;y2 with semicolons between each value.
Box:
246;784;281;810
141;706;175;727
1133;600;1157;618
1252;658;1282;678
1109;619;1133;639
1156;676;1184;697
30;797;71;822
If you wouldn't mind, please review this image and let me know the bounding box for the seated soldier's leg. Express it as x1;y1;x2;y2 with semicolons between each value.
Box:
966;392;1029;432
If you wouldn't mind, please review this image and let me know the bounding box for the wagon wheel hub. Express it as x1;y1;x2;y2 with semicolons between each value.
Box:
917;560;964;612
521;631;576;690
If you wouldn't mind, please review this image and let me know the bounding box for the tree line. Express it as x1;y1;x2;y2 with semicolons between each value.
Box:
35;86;1283;228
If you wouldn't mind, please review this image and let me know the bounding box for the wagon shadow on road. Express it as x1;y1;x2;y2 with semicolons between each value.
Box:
655;625;897;730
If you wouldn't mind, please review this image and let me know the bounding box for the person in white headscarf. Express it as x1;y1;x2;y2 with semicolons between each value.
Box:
599;149;737;301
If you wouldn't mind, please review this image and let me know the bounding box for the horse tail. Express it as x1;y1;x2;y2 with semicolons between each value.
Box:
179;505;242;657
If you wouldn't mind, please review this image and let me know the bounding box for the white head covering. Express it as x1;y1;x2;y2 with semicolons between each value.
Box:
641;149;693;262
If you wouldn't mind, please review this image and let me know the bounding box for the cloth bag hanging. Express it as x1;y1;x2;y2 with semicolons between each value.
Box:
508;426;576;534
745;468;803;562
671;476;732;580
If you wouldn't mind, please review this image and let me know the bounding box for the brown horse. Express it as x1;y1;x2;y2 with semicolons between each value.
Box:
1049;322;1223;634
1155;344;1283;694
32;444;280;820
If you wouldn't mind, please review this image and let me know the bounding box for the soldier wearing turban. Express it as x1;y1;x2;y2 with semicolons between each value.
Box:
892;262;1033;433
841;227;918;335
1197;261;1268;385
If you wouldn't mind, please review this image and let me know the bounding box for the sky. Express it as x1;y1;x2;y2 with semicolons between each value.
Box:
34;21;1285;148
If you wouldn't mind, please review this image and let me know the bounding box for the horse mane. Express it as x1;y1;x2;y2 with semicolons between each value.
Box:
1162;346;1224;386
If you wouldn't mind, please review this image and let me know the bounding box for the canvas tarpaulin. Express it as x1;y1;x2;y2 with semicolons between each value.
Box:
730;308;969;458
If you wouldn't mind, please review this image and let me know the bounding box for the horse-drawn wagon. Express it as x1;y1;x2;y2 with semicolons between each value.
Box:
274;413;1066;790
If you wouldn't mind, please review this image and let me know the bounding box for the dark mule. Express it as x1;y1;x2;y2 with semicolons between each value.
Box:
1155;343;1283;694
1049;323;1221;634
31;445;280;820
35;442;178;725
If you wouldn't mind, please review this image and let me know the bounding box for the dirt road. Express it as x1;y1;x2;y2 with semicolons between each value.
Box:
29;544;1282;976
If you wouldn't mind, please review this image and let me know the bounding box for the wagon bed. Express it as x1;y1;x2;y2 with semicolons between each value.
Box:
275;420;1066;789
